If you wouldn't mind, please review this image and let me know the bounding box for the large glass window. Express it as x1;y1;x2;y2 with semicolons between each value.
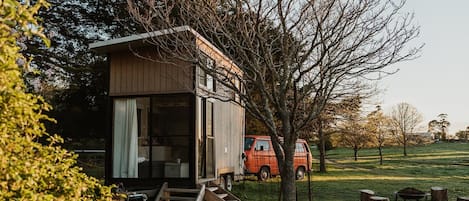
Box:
150;95;191;178
113;95;191;179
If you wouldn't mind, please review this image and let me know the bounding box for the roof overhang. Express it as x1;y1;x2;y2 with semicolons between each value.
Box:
89;26;195;53
89;26;240;71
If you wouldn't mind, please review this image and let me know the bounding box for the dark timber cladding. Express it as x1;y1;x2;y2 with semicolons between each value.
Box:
109;49;193;96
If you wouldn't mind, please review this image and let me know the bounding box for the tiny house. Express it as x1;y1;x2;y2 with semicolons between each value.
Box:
90;26;245;189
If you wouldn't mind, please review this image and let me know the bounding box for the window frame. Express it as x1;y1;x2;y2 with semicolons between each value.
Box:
255;140;270;151
198;98;216;179
198;53;216;91
295;142;306;153
109;94;195;181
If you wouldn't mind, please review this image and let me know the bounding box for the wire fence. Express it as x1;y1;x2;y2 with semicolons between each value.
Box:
74;150;315;200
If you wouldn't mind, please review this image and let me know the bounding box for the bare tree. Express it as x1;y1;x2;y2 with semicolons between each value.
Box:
366;105;391;165
308;102;340;173
313;89;374;173
312;106;337;173
390;102;423;156
126;0;421;200
336;96;374;161
339;120;373;161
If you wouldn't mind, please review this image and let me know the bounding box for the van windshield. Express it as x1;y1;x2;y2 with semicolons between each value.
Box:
244;137;254;151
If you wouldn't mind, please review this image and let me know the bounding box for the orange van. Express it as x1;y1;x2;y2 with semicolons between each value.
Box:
243;135;313;181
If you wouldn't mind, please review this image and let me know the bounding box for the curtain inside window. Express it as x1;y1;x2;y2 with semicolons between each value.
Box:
113;99;138;178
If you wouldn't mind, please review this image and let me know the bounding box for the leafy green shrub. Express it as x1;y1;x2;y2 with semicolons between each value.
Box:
0;1;113;200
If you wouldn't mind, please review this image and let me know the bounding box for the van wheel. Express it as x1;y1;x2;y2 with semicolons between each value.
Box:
225;174;233;191
258;167;270;181
296;167;305;180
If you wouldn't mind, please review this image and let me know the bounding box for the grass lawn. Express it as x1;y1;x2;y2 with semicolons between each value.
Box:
232;142;469;201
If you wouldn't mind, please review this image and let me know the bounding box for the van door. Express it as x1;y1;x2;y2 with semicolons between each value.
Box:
294;142;308;170
268;140;279;175
253;140;271;174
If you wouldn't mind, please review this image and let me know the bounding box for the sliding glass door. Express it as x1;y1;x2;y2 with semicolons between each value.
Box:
112;94;192;179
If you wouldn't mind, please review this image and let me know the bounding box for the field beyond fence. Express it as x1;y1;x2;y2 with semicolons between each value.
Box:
232;142;469;201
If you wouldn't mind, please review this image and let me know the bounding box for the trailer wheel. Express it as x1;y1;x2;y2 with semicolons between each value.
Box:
219;175;226;190
225;174;233;191
258;167;270;181
219;174;233;190
296;167;305;180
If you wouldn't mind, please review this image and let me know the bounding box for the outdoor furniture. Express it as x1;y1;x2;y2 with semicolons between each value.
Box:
370;196;390;201
360;189;376;201
394;187;428;201
430;187;447;201
127;192;148;201
457;197;469;201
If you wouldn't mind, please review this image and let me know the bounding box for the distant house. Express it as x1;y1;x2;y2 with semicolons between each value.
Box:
90;26;245;189
408;132;434;144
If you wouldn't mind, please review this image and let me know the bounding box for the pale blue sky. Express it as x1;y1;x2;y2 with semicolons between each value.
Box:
380;0;469;134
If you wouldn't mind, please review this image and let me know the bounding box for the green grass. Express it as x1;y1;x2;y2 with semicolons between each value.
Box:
232;142;469;201
76;153;105;179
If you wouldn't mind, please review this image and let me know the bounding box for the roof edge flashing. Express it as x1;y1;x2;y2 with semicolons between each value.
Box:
89;25;193;52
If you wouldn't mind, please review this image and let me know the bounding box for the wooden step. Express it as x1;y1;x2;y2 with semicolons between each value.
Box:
216;193;228;199
155;182;205;201
160;196;196;201
204;189;225;201
166;188;202;193
206;187;219;192
204;185;240;201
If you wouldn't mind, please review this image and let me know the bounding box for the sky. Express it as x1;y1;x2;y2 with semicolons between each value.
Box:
378;0;469;135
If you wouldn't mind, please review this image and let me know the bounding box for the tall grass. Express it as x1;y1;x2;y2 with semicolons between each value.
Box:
232;142;469;200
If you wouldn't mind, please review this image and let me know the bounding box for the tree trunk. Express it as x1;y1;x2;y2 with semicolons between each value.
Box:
378;146;383;165
318;126;327;173
279;146;296;201
403;134;407;156
269;124;297;201
431;187;448;201
354;146;358;161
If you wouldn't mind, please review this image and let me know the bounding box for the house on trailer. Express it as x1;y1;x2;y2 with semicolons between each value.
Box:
89;26;245;190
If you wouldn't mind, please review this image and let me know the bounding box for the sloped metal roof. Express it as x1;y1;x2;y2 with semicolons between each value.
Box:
89;25;240;71
89;26;194;53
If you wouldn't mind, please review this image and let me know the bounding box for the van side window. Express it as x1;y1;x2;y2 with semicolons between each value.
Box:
244;137;255;151
255;140;270;151
295;143;306;153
